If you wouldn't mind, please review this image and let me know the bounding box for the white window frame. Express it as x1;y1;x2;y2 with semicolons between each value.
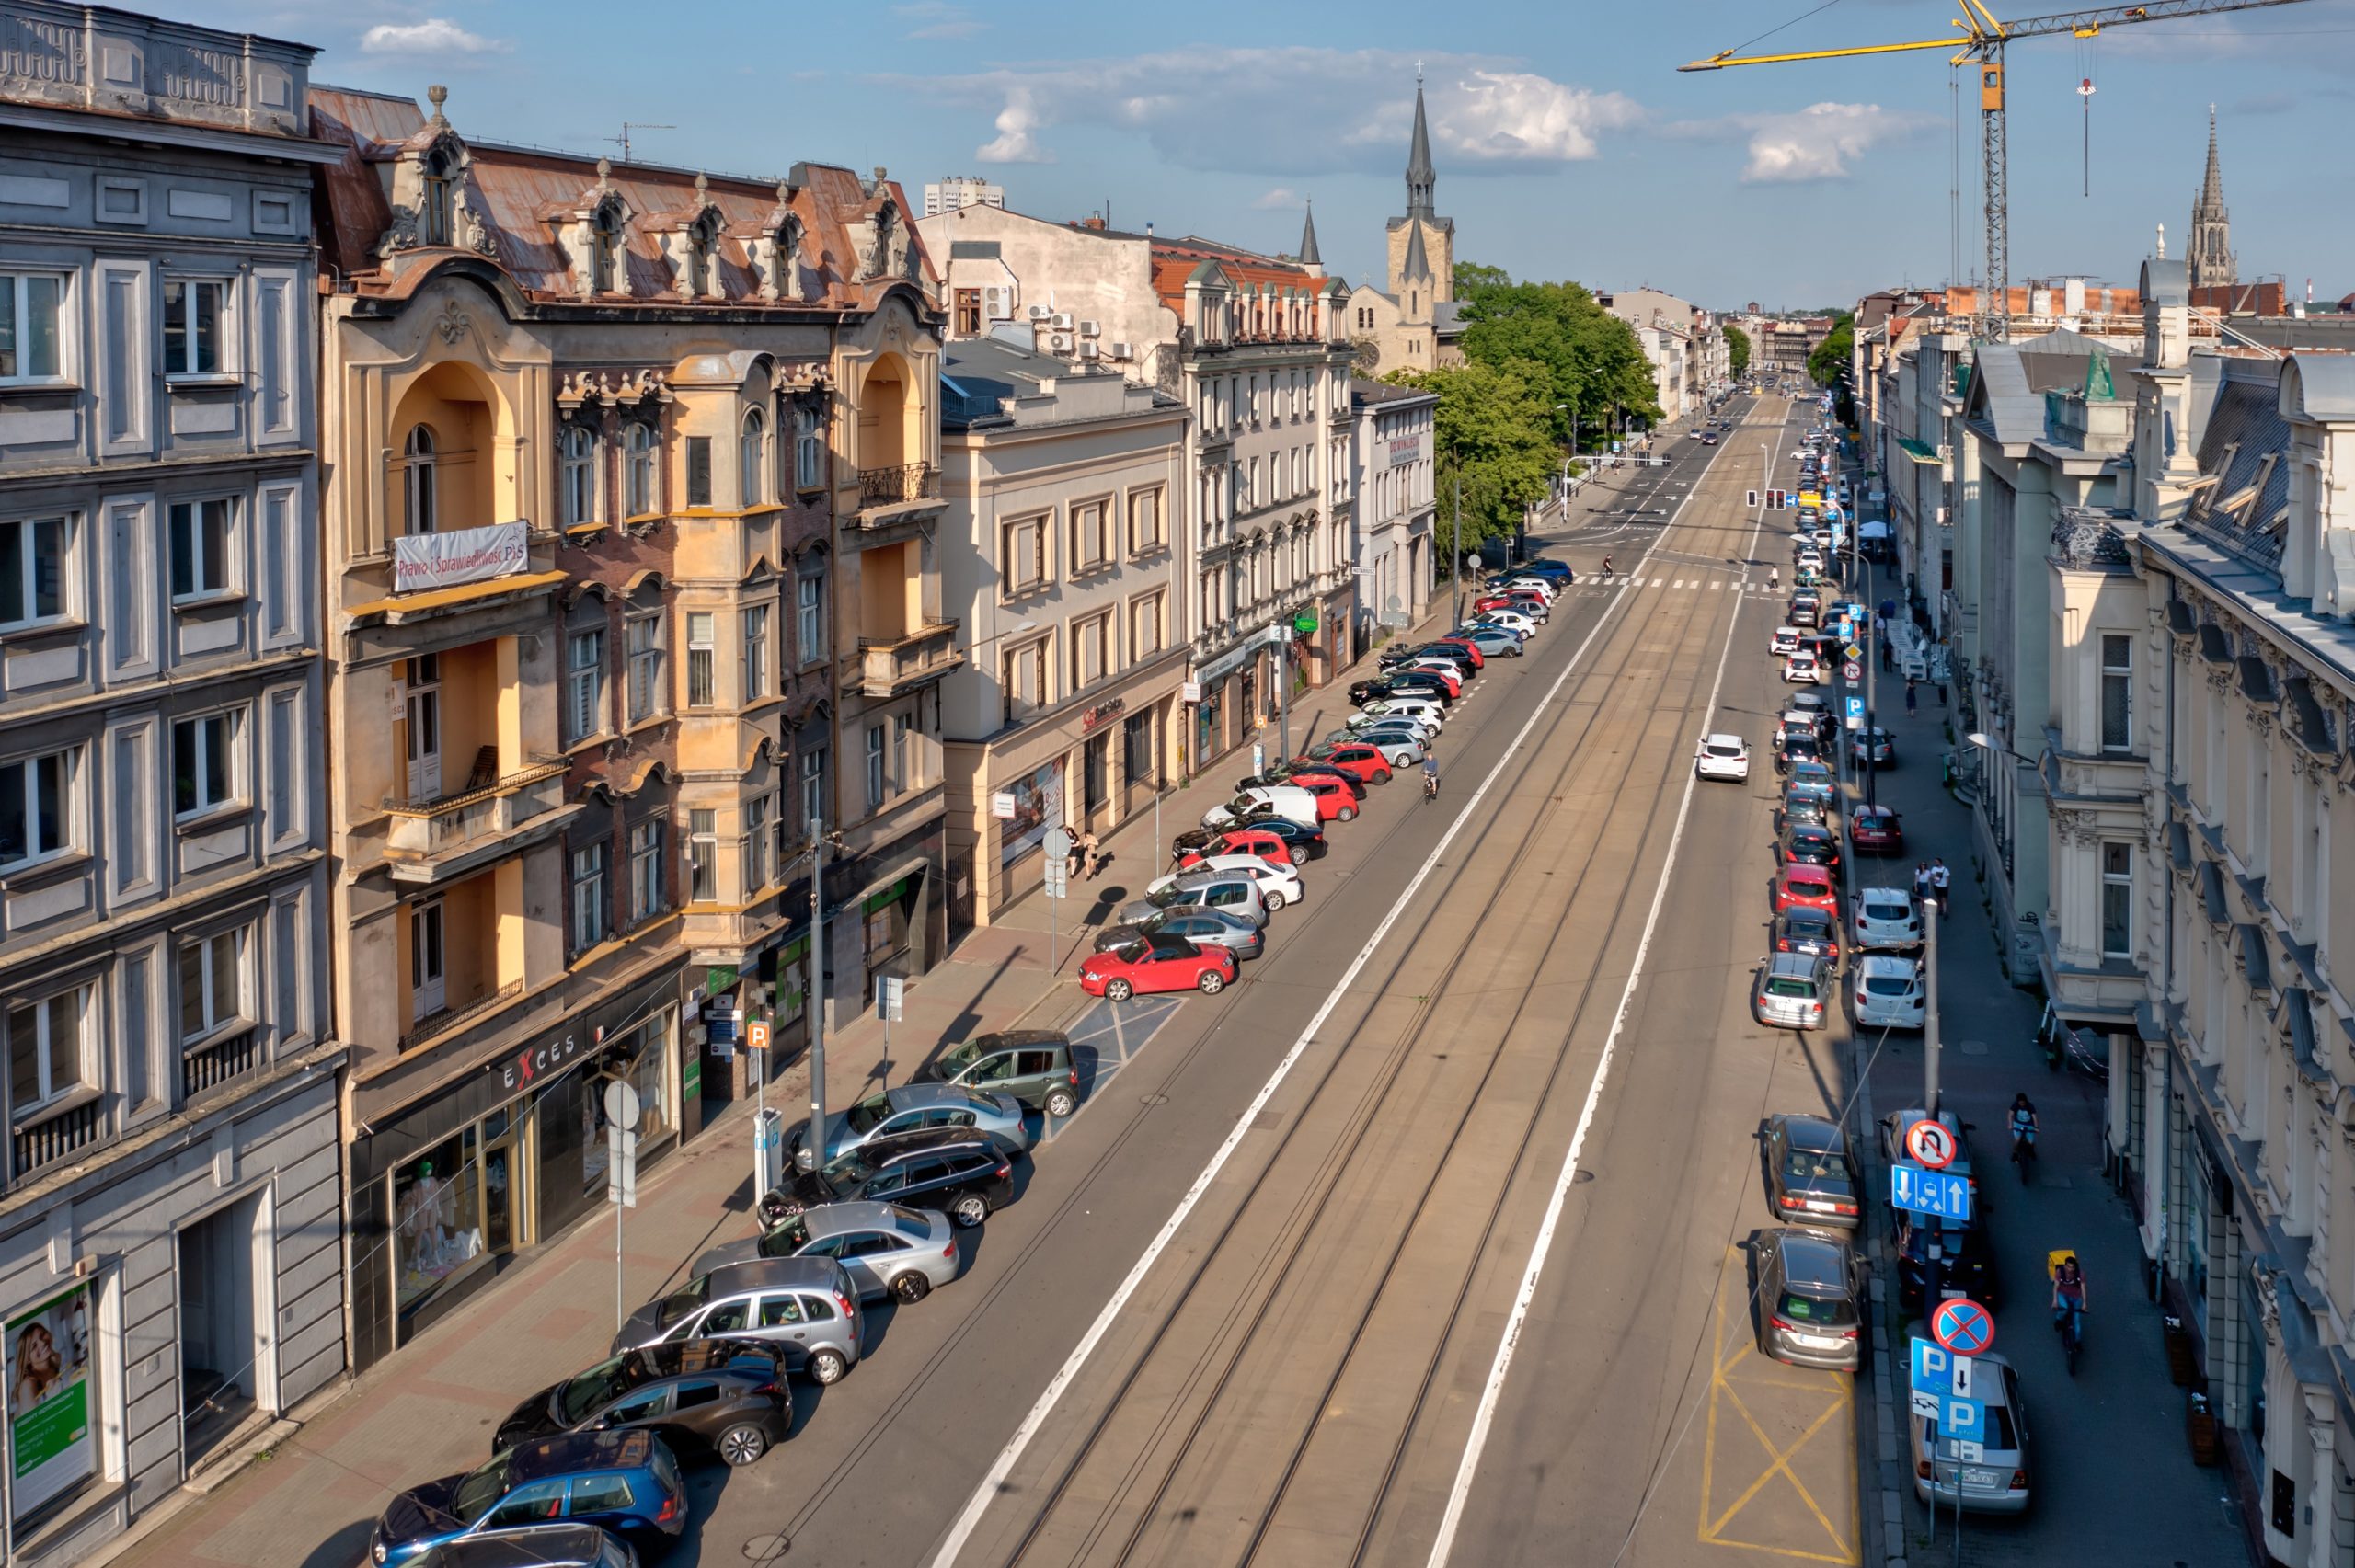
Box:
2100;841;2135;958
625;422;658;516
0;746;78;872
796;574;825;667
740;409;767;508
688;808;718;902
628;818;662;921
6;984;92;1123
626;614;663;724
799;746;827;830
570;841;607;952
162;276;233;380
0;513;73;630
2099;633;2133;753
560;425;598;528
403;425;437;535
172;709;241;819
685;611;717;708
178;924;248;1045
796;406;825;490
567;627;606;743
741;604;770;702
168;496;236;603
0;270;72;387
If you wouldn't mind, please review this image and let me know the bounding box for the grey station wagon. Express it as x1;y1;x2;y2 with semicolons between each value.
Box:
611;1256;865;1385
921;1029;1082;1117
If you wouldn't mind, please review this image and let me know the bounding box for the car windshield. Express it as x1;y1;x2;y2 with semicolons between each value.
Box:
1778;1291;1857;1328
888;1205;934;1235
844;1094;892;1135
653;1275;710;1324
822;1149;881;1185
451;1451;513;1522
1866;975;1917;997
1765;978;1819;999
1706;743;1741;758
1785;912;1831;935
1863;898;1910;920
1145;883;1190;909
557;1354;637;1423
756;1214;812;1257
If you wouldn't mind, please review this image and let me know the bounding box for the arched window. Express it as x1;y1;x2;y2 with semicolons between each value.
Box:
422;148;454;246
403;425;436;535
795;405;824;491
740;409;767;507
625;422;657;516
560;425;597;528
590;204;623;294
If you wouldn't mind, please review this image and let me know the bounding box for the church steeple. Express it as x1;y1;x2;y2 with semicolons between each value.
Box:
1297;199;1322;274
2188;105;2236;292
1406;74;1436;219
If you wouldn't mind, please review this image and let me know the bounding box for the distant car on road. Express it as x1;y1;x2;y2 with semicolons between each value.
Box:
1768;625;1801;657
1777;822;1843;873
1694;732;1751;782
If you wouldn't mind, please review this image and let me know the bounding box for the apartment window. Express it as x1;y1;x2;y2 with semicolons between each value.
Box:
172;711;238;818
954;289;982;336
0;748;75;870
0;272;66;384
1123;709;1157;790
685;612;717;707
628;818;662;921
1131;591;1164;659
741;605;771;700
688;808;718;901
685;436;713;508
177;927;247;1043
168;498;233;601
163;278;228;377
570;841;607;951
796;406;825;490
626;615;662;723
796;574;825;665
0;515;69;629
865;723;888;810
1004;639;1046;725
420;148;455;246
403;425;438;535
2099;634;2132;752
1073;612;1109;690
2101;841;2134;957
746;794;773;893
799;746;827;829
1129;489;1163;553
1073;500;1109;572
625;423;657;515
567;627;606;743
560;426;598;527
1003;516;1046;594
892;712;913;793
740;410;767;507
6;987;89;1121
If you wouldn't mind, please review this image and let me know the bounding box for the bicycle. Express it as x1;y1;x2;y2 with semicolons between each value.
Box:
1422;771;1441;804
2056;1304;2084;1374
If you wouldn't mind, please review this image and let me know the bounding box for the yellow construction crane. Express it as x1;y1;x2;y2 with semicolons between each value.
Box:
1682;0;2314;340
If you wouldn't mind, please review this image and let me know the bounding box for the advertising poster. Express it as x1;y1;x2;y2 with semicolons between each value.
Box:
7;1283;93;1520
1000;759;1065;868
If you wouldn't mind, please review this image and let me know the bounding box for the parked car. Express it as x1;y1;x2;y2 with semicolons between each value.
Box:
1776;790;1833;834
1286;773;1361;823
1381;670;1459;704
1754;1228;1866;1372
1760;1113;1862;1229
1782;650;1824;684
1147;854;1304;911
1775;730;1826;773
1771;906;1841;963
1694;732;1751;782
492;1341;792;1467
1785;761;1836;803
1853;887;1923;950
1778;822;1843;872
1475;607;1541;635
1908;1351;2031;1514
1752;953;1832;1030
1346;730;1429;769
1178;825;1298;869
1120;867;1269;930
1789;595;1822;627
408;1527;638;1568
1455;626;1523;658
1849;727;1897;766
1768;625;1801;657
371;1431;687;1567
1236;763;1361;800
1893;1214;1999;1316
1424;637;1487;670
1173;818;1325;864
692;1200;961;1307
755;1130;1018;1236
786;1082;1028;1169
1398;660;1465;695
1201;785;1318;830
1096;907;1266;961
1853;954;1926;1029
1774;864;1840;918
1849;804;1905;854
921;1028;1082;1115
1080;933;1235;1001
1349;696;1445;732
1300;742;1395;784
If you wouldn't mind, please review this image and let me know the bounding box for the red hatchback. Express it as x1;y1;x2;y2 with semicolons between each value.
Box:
1080;934;1235;1001
1292;775;1360;823
1298;744;1393;785
1774;864;1841;918
1182;827;1300;869
1849;804;1905;854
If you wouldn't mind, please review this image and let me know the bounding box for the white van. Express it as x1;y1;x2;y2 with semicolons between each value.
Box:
1200;784;1319;830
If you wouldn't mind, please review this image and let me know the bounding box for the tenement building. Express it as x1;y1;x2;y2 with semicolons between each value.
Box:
0;8;346;1559
307;84;947;1364
1350;379;1438;645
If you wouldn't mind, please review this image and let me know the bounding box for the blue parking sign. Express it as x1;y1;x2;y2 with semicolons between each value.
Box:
1942;1396;1986;1442
1845;696;1866;722
1891;1164;1973;1222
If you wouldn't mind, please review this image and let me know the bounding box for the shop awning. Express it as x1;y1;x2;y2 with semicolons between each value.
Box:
1898;438;1941;465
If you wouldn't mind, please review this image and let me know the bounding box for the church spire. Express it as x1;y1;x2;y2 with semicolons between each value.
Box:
1400;218;1431;285
1297;199;1322;272
1406;76;1436;218
2198;104;2225;215
2188;105;2235;292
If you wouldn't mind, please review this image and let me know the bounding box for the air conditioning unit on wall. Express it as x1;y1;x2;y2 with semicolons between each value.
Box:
982;285;1015;320
1049;332;1073;352
1108;341;1133;361
1077;342;1099;360
1027;303;1052;321
1078;319;1101;338
1050;312;1074;330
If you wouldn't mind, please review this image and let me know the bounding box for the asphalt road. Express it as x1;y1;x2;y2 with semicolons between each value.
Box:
682;399;1834;1568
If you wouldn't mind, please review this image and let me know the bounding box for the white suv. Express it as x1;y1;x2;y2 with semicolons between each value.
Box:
1853;887;1924;951
1694;733;1751;782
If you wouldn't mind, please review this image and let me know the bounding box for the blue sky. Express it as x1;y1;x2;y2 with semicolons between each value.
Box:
211;0;2355;310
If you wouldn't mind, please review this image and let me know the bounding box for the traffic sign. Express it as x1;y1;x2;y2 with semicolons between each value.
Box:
1931;1297;1996;1356
1042;860;1069;899
1904;1117;1959;1169
745;1018;772;1052
1845;696;1865;721
875;974;904;1023
1909;1389;1941;1420
1844;644;1863;662
1043;826;1073;862
1891;1164;1973;1222
1842;662;1862;683
1911;1337;1983;1398
1954;1439;1986;1463
1940;1395;1987;1442
991;791;1017;820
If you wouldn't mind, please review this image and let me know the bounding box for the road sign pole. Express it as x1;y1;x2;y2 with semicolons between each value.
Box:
1925;885;1942;1117
807;813;827;1180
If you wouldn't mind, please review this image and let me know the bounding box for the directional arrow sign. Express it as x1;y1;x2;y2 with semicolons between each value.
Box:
1892;1164;1972;1224
1909;1389;1942;1420
1910;1337;1982;1398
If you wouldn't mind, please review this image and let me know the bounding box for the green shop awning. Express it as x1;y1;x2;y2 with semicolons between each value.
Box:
1898;438;1941;465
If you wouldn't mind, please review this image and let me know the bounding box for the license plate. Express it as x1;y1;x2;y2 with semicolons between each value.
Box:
1963;1467;2002;1488
1794;1333;1842;1350
1803;1198;1833;1211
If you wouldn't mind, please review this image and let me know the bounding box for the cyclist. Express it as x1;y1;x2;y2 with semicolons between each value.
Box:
2052;1254;2087;1346
1600;555;1615;582
2009;1093;2039;1164
1422;754;1441;801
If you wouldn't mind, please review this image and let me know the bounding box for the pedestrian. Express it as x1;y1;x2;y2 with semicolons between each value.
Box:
1079;828;1102;880
1930;858;1951;913
1066;835;1086;881
1880;638;1894;673
1913;862;1932;904
1904;679;1918;716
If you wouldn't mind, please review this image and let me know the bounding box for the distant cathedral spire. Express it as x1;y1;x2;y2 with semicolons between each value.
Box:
1297;199;1322;271
1406;80;1437;219
2188;105;2236;292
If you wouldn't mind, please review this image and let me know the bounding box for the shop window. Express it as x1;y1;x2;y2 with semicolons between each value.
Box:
1123;710;1157;791
4;1281;97;1521
393;1135;487;1311
1084;732;1109;814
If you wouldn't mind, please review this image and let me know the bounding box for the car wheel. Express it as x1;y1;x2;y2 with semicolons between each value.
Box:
1044;1085;1077;1117
718;1422;771;1466
1376;769;1393;785
890;1270;933;1304
1289;845;1308;865
1264;888;1287;910
808;1349;848;1385
1198;969;1226;994
1338;804;1357;822
1104;978;1133;1001
951;1193;991;1228
1392;751;1413;768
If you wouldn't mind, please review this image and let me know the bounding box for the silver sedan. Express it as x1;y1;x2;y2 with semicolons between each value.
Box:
787;1082;1029;1169
695;1201;961;1306
1344;729;1428;767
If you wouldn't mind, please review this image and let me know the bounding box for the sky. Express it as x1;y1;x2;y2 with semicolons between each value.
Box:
201;0;2355;311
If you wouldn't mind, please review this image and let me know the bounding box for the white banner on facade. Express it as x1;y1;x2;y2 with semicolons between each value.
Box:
393;521;529;594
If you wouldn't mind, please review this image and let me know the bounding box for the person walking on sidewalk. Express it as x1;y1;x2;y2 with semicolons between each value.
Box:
1078;828;1103;881
1930;858;1951;912
1913;862;1932;906
1904;678;1919;715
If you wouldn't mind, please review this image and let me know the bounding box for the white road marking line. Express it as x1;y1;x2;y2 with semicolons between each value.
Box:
924;435;1735;1568
1422;424;1784;1568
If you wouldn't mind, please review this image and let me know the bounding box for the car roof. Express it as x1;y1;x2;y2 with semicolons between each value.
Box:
856;1125;1000;1162
882;1082;971;1112
1703;732;1744;748
969;1028;1068;1051
1859;886;1913;904
801;1200;925;1238
1778;905;1833;927
1785;864;1832;885
413;1527;621;1568
507;1427;655;1482
1857;954;1919;978
1765;953;1824;979
700;1255;848;1294
1775;1230;1853;1289
1774;1113;1847;1152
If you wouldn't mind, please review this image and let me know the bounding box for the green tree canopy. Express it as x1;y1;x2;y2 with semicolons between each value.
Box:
1384;360;1556;554
1724;323;1752;379
1450;262;1662;446
1808;313;1854;387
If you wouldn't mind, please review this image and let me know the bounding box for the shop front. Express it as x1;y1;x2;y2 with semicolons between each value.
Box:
349;968;681;1369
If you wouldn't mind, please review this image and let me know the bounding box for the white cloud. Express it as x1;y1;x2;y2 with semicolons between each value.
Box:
359;17;508;57
893;2;985;40
884;50;1643;176
1729;102;1933;182
1252;187;1302;211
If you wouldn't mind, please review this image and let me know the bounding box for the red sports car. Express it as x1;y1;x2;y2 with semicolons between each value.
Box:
1849;804;1905;854
1298;743;1393;785
1473;594;1521;616
1182;827;1301;869
1774;864;1841;918
1079;934;1235;1001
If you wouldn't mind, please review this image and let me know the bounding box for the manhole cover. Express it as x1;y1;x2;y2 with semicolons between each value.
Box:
742;1533;790;1562
1139;1092;1170;1107
1959;1038;1990;1056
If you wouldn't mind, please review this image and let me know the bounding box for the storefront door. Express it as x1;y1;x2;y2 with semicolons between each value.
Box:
481;1118;517;1255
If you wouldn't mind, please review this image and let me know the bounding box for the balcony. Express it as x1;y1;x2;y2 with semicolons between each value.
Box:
11;1096;103;1185
182;1026;260;1100
384;758;573;885
854;621;965;698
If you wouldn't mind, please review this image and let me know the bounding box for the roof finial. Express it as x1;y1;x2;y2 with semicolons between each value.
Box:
1416;59;1424;86
426;83;448;128
695;170;710;203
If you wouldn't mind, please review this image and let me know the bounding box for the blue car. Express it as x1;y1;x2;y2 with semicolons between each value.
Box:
371;1430;685;1565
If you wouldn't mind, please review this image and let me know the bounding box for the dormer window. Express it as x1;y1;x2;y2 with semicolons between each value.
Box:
591;203;624;295
685;212;718;299
422;148;455;246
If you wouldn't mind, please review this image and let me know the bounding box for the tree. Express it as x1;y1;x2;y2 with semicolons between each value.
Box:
1724;323;1752;379
1384;360;1556;555
1808;313;1854;388
1451;262;1661;447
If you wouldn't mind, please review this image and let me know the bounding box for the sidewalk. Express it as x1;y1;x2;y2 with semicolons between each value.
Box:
1842;566;2247;1563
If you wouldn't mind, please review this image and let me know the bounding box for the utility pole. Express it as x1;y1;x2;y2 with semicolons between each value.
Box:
1277;633;1291;762
804;814;828;1173
1923;887;1942;1116
1452;470;1465;627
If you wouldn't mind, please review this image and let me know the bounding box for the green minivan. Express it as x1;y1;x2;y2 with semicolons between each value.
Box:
921;1029;1081;1118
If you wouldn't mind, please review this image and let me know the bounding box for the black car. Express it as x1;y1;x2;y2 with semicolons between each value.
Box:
1893;1214;1999;1315
493;1340;792;1466
1376;644;1429;670
1760;1113;1862;1230
1381;670;1457;704
1771;906;1841;962
1776;789;1834;834
1775;732;1825;774
756;1127;1017;1230
1778;823;1842;871
1169;817;1327;862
